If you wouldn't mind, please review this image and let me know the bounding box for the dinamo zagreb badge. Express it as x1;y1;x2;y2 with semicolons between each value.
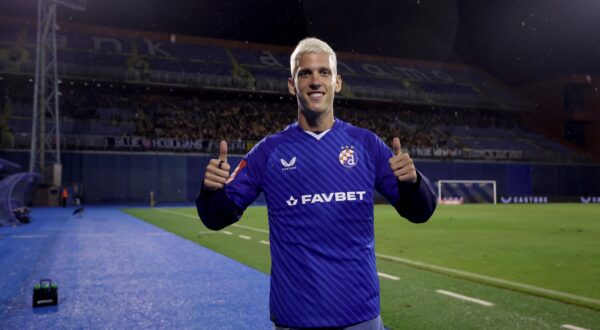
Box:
339;146;357;168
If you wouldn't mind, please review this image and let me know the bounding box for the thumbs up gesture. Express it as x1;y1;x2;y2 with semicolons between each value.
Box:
203;140;231;190
389;137;418;184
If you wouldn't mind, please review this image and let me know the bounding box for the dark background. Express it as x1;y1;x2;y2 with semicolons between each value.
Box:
1;0;599;85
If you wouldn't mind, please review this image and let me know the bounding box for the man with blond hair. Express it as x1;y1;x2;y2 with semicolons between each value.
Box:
197;37;437;329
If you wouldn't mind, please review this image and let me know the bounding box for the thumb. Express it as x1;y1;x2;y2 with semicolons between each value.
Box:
392;137;402;156
219;140;228;162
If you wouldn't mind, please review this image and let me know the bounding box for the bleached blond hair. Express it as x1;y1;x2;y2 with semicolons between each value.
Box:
290;37;338;78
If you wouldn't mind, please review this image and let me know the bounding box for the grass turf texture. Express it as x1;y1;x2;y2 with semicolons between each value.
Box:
123;204;600;329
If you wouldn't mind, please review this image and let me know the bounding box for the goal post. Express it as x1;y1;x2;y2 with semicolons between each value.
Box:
437;180;497;204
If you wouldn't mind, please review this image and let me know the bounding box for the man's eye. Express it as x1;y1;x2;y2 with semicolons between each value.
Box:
320;70;331;76
298;70;311;77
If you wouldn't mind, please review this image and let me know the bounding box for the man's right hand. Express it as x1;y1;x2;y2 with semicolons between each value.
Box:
203;140;230;190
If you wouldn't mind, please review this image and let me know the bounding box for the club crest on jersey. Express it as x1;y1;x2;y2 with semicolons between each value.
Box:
280;157;297;171
339;146;357;168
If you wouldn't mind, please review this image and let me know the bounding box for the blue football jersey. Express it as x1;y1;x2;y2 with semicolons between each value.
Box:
223;119;433;328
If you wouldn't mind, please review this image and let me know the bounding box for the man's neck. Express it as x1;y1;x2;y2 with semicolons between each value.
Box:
298;109;334;133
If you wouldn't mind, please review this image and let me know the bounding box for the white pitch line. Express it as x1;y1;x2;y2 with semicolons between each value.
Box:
377;272;400;280
376;253;600;308
153;208;600;308
10;234;49;239
239;235;251;240
221;231;232;235
196;231;221;235
155;208;194;217
436;289;494;307
562;324;591;330
155;208;269;233
78;233;115;237
231;223;269;234
259;240;270;245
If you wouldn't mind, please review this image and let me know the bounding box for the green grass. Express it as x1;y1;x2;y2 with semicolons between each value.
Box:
123;204;600;329
375;204;600;301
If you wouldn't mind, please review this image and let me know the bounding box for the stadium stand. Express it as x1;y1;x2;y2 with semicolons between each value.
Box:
0;15;593;163
2;77;590;162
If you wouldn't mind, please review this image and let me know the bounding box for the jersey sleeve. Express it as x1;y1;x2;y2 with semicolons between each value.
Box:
224;138;267;210
195;139;268;231
370;134;437;223
371;134;401;204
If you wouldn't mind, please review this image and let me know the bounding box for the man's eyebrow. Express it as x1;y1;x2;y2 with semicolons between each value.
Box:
296;68;312;75
298;67;331;73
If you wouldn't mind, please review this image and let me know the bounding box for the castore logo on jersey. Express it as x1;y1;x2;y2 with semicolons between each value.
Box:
280;157;297;171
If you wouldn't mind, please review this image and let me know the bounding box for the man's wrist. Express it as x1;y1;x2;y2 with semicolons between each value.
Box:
398;172;421;188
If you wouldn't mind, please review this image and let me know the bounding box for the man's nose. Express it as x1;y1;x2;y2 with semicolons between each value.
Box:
309;82;322;89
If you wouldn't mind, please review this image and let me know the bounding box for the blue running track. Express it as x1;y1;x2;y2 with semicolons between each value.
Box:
0;207;271;329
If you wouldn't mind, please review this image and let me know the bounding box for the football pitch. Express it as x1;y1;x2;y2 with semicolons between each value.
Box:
124;204;600;329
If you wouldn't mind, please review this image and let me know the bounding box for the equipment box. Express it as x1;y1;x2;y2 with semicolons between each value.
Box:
32;279;58;307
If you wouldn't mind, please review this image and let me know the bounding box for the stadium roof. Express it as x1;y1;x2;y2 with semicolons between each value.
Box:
1;0;599;85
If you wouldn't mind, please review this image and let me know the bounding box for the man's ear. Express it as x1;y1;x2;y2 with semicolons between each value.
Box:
335;75;342;93
288;77;296;95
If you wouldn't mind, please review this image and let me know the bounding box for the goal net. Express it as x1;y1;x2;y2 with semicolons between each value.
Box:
437;180;497;204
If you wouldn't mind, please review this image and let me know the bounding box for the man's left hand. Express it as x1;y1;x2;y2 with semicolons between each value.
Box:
389;137;418;184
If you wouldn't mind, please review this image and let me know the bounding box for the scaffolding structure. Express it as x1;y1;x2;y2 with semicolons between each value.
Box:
29;0;87;186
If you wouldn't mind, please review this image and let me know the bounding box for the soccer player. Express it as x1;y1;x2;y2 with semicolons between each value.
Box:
196;37;437;330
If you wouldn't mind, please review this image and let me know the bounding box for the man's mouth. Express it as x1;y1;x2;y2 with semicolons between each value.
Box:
308;92;325;100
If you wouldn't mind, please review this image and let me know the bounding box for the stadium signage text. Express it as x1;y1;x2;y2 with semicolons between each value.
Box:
580;196;600;203
112;136;205;150
286;191;367;206
109;136;246;152
500;196;548;204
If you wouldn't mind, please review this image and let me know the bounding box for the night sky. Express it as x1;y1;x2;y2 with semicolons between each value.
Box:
1;0;599;85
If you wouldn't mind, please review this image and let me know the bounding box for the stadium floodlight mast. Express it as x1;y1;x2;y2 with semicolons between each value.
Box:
29;0;87;186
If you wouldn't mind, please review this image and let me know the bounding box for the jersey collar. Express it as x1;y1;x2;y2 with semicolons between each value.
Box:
301;118;340;140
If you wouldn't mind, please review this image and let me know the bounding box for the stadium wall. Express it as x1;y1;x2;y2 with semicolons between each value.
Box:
0;151;598;204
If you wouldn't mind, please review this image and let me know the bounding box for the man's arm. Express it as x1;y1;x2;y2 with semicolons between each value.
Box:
196;140;241;230
394;171;437;223
388;137;437;223
196;185;242;230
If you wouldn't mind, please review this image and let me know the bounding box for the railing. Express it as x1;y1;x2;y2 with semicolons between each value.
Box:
5;132;592;163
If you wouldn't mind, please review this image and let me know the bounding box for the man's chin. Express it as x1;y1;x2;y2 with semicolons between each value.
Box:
301;107;327;118
301;104;330;114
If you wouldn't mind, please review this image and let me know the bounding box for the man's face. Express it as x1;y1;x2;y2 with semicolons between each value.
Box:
288;53;342;115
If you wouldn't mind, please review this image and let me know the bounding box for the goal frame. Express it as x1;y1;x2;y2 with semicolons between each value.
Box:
437;180;497;204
